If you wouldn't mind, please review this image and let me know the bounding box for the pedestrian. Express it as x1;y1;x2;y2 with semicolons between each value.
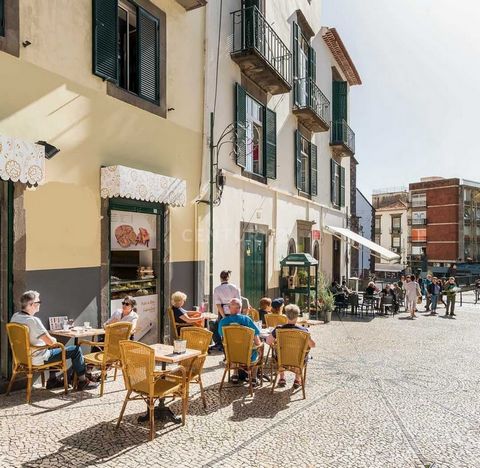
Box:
444;277;458;317
405;275;420;319
427;277;441;315
424;274;433;311
212;270;241;350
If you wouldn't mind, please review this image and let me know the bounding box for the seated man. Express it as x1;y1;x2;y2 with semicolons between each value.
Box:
266;304;316;389
270;297;284;315
171;291;205;333
10;290;97;390
218;298;262;384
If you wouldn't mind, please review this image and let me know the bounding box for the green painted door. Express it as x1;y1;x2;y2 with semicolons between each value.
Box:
243;232;266;309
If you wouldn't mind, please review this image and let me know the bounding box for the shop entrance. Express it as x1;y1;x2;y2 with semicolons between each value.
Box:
243;231;266;308
108;199;164;344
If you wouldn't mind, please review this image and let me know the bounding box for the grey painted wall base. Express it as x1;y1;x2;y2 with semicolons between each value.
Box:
170;261;205;309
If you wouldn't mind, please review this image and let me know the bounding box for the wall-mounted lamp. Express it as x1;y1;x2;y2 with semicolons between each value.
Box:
36;141;60;159
22;40;32;48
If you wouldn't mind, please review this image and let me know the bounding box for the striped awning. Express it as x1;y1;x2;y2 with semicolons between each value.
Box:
100;165;186;207
0;135;45;185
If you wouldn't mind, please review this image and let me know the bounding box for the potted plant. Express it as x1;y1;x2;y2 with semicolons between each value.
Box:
317;272;334;323
297;269;308;287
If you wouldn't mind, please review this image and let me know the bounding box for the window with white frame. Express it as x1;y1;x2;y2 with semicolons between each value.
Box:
411;193;426;207
412;211;426;225
246;94;264;176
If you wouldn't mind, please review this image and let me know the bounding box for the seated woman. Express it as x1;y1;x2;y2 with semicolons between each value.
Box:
104;295;138;337
266;304;315;389
365;281;378;296
258;297;272;325
171;291;204;331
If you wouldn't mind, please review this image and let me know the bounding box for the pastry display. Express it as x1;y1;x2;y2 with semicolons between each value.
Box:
114;225;137;248
136;227;150;247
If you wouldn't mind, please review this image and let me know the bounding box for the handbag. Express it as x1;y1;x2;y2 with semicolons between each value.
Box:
416;296;422;304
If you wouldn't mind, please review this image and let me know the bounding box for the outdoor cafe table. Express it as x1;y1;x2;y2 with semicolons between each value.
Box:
50;328;105;346
147;343;202;423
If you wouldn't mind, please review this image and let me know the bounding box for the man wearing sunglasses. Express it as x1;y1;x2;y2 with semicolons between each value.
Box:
10;290;97;391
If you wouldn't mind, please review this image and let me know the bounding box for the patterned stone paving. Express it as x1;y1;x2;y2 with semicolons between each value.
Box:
1;296;479;467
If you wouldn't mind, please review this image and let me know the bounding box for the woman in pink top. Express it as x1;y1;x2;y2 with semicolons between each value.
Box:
404;275;421;319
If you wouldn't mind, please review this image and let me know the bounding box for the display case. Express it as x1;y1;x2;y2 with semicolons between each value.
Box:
110;278;157;300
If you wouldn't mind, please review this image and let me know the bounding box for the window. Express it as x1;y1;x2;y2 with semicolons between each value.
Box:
295;131;317;196
411;193;426;207
412;211;426;225
330;159;345;208
411;246;423;255
235;84;276;180
246;95;263;176
412;228;427;242
293;21;316;108
375;216;381;232
93;0;162;106
392;237;400;247
391;215;401;233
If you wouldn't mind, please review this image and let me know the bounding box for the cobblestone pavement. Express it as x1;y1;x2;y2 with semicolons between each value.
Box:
1;297;479;468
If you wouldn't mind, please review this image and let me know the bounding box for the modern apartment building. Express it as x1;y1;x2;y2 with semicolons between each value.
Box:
409;177;480;271
199;0;362;306
0;0;206;381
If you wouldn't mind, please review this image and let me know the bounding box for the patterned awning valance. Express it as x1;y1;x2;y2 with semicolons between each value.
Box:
0;135;45;185
100;165;186;207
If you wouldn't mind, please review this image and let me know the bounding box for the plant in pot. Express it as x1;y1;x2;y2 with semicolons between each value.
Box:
297;269;308;287
317;272;335;323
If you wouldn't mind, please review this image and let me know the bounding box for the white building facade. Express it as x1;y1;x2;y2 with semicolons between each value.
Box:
198;0;362;306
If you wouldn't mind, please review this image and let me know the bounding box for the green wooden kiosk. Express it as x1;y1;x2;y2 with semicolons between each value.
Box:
280;253;318;316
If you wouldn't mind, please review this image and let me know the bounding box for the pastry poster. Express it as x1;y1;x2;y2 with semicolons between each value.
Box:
111;210;157;250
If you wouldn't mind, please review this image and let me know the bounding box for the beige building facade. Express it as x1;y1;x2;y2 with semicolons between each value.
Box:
199;0;362;308
0;0;206;380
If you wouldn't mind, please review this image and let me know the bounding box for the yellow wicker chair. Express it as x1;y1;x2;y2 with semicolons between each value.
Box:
176;327;212;408
167;307;192;340
271;329;310;399
80;322;133;396
116;340;188;441
6;323;68;403
265;314;288;328
219;325;263;396
247;308;260;322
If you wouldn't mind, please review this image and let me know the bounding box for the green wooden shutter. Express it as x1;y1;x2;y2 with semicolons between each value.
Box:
293;22;300;106
308;46;316;83
0;0;5;37
330;159;336;204
332;80;348;121
235;83;247;168
340;165;346;207
138;8;159;103
265;107;277;179
92;0;118;82
295;130;302;190
310;142;317;196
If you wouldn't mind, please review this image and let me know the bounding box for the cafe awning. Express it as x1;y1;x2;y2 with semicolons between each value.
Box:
324;225;400;262
100;165;186;207
0;135;45;185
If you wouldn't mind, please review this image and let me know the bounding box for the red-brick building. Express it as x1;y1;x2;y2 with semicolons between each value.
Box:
408;177;480;270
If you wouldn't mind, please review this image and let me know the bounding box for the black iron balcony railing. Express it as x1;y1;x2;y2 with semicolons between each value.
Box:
231;6;292;88
331;119;355;155
294;77;330;127
390;226;402;234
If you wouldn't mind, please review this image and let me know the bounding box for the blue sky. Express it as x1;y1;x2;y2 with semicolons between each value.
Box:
323;0;480;199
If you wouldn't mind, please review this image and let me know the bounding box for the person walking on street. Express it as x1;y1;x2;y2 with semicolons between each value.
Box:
424;274;433;312
404;275;418;319
212;270;241;350
444;277;458;317
427;277;441;315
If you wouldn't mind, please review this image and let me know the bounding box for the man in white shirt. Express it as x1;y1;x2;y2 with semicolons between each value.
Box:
10;290;97;390
211;270;241;350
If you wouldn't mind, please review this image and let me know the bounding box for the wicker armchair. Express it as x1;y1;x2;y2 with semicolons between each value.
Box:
167;307;192;340
247;308;260;322
271;329;310;399
117;340;188;440
6;323;68;403
265;314;288;328
79;322;133;396
219;325;263;396
176;327;212;408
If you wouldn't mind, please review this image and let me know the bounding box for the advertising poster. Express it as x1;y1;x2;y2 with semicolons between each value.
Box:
111;210;157;251
110;295;158;344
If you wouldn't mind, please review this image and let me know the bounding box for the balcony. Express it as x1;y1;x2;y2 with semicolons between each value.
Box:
230;7;292;95
174;0;207;10
409;218;427;226
330;119;355;156
293;78;330;132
